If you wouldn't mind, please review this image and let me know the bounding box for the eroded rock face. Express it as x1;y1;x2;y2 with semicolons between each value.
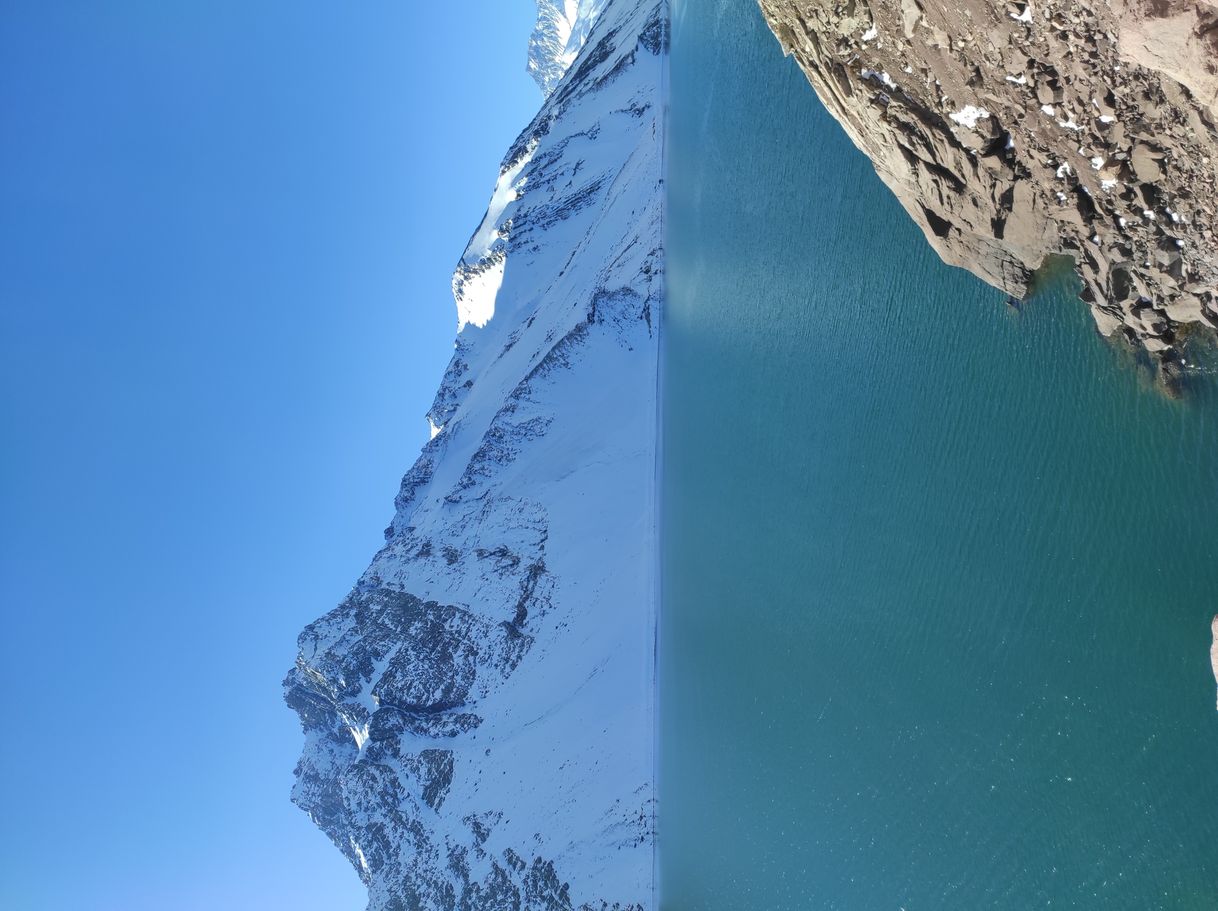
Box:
759;0;1218;391
284;1;666;907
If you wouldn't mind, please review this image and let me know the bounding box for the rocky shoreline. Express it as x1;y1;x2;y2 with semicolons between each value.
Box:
1211;614;1218;709
758;0;1218;393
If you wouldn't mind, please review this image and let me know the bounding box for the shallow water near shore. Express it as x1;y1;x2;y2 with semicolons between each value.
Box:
660;1;1218;908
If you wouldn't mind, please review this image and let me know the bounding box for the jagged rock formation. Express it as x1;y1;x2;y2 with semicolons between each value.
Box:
759;0;1218;391
284;1;666;908
529;0;609;95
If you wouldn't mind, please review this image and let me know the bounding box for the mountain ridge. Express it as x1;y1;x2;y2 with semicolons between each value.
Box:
284;2;667;908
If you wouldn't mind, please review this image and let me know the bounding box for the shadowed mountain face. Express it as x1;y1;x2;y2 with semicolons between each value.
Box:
759;0;1218;393
283;2;666;908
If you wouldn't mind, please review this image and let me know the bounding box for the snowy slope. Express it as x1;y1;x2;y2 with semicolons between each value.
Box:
528;0;610;95
284;2;667;909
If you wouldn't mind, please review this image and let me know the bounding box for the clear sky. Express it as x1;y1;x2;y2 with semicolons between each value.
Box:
0;2;540;908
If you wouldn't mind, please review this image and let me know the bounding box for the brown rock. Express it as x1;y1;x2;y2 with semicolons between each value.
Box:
1131;144;1164;182
1211;615;1218;711
758;0;1218;390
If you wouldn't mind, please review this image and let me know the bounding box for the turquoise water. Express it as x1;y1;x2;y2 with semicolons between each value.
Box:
660;1;1218;909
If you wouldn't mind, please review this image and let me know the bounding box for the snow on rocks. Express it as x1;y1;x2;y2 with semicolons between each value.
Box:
862;67;898;89
950;104;991;129
285;2;667;909
528;0;610;95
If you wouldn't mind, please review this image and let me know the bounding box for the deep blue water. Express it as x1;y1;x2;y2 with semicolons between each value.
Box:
660;1;1218;908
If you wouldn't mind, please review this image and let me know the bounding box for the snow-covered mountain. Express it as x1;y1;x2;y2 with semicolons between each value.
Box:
283;2;667;908
528;0;610;96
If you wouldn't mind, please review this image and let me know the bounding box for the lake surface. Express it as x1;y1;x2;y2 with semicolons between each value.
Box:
659;1;1218;908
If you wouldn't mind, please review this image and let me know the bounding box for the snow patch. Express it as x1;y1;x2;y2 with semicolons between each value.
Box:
453;145;536;333
861;68;898;90
454;254;506;333
950;105;991;129
465;150;533;265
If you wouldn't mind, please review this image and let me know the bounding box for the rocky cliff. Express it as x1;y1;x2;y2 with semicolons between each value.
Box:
284;2;666;908
1211;614;1218;709
758;0;1218;392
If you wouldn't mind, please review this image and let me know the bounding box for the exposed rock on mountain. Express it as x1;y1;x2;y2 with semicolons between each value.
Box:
759;0;1218;392
284;1;666;907
529;0;610;94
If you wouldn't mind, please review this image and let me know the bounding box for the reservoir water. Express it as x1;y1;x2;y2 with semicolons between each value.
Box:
660;1;1218;908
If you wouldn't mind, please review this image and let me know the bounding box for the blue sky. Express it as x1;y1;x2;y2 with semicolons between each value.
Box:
0;2;539;907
